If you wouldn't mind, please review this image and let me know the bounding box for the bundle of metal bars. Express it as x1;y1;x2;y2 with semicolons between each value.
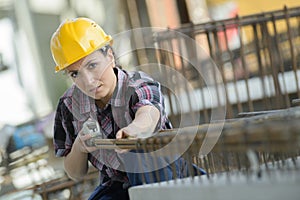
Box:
92;106;300;200
94;106;300;172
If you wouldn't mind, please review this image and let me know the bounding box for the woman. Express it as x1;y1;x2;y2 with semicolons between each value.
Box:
50;17;176;200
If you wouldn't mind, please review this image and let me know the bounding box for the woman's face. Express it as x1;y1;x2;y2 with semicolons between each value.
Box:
65;48;116;101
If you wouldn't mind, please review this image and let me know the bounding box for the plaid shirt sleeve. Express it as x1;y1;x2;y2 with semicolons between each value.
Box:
130;78;171;130
53;98;75;157
132;82;162;110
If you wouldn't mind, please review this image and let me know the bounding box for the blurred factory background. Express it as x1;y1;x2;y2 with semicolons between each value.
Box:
0;0;300;199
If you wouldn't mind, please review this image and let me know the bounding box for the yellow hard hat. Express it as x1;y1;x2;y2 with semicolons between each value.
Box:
50;17;112;72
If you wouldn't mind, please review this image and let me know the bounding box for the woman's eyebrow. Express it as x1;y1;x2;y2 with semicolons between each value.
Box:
66;69;78;73
82;58;97;68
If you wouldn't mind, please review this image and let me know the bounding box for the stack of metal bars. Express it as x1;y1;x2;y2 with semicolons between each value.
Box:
92;106;300;200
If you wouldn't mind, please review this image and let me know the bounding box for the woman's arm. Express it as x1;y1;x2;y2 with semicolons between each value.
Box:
116;105;160;139
64;127;99;181
54;100;97;181
63;135;89;181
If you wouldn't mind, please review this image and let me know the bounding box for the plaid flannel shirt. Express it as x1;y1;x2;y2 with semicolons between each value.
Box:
53;67;171;184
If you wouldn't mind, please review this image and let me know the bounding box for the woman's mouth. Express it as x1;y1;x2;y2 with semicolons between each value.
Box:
89;84;102;93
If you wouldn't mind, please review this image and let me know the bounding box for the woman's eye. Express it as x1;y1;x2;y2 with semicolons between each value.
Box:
88;63;97;69
69;71;78;78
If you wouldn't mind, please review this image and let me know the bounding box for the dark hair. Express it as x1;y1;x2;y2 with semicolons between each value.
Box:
98;45;111;56
98;45;119;67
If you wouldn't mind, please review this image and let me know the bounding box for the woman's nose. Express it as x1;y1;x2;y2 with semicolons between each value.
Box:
78;70;97;86
85;73;95;84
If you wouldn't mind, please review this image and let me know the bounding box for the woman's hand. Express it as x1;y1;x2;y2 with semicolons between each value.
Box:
116;123;139;139
116;105;160;139
75;129;99;153
115;105;160;153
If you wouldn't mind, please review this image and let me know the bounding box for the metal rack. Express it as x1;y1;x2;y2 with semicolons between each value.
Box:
153;6;300;124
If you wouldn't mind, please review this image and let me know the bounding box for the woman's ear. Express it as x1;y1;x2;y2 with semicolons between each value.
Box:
107;48;115;67
107;48;114;59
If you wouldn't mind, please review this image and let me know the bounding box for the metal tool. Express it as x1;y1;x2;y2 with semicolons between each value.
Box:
82;118;102;146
